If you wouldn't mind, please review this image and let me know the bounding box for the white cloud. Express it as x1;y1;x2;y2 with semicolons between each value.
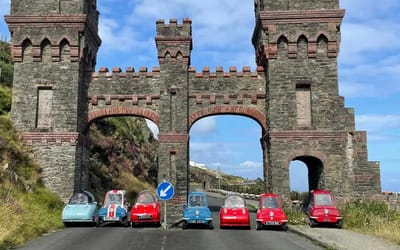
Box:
239;161;262;169
96;0;255;69
145;119;159;139
190;116;217;134
355;114;400;133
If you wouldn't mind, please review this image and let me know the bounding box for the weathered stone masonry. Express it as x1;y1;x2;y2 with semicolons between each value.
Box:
6;0;381;222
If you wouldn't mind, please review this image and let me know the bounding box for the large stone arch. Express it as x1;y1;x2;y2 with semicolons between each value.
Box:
189;105;266;132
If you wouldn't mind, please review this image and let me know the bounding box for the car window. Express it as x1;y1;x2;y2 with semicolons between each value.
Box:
262;197;279;208
137;193;155;203
314;194;332;206
70;193;88;204
189;195;205;207
224;195;245;208
104;193;122;206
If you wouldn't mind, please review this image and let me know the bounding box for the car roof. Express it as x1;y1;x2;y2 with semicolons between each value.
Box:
311;189;332;195
259;193;280;198
105;189;126;195
189;191;206;196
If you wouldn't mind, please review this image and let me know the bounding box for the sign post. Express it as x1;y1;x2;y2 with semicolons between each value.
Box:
157;180;175;230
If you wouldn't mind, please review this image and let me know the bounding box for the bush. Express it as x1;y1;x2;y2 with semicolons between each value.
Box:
285;208;307;225
341;200;395;228
0;85;11;115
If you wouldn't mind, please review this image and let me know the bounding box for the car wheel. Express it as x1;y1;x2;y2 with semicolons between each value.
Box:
208;223;214;230
182;221;188;230
123;217;130;227
95;217;101;227
309;218;317;228
336;220;343;229
63;222;70;228
282;223;288;231
256;222;262;231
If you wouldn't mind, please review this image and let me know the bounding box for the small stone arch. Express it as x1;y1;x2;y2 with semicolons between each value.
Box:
277;35;288;58
316;34;329;56
59;38;71;61
286;149;329;191
21;38;33;62
189;105;266;132
311;32;332;43
297;35;308;58
40;38;52;62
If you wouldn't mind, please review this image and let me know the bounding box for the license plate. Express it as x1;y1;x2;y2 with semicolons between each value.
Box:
138;215;152;219
194;220;204;224
264;221;279;225
323;218;333;222
105;217;118;221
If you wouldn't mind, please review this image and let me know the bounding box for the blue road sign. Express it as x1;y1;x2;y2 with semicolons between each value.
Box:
157;181;175;201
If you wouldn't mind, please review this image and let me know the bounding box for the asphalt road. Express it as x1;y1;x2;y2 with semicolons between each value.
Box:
17;197;323;250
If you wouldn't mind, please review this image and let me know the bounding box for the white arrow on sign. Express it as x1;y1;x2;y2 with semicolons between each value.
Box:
159;184;172;197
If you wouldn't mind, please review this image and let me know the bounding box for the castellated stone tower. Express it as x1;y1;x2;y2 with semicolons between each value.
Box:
5;0;101;199
155;18;193;217
253;0;380;201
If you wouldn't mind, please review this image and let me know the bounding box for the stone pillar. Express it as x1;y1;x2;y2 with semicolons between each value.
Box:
155;18;192;224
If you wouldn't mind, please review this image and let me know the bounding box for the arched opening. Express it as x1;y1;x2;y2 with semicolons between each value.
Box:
277;35;288;58
189;115;263;194
59;38;71;61
84;116;159;202
297;35;308;59
317;34;328;56
289;160;308;204
289;156;324;208
40;38;51;62
21;39;33;62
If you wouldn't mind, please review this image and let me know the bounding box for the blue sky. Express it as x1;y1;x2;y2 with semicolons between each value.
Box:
1;0;399;192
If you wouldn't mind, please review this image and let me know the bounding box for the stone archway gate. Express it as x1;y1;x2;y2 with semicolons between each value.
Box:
5;0;381;222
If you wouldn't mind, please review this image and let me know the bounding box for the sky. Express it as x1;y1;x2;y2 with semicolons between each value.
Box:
0;0;399;192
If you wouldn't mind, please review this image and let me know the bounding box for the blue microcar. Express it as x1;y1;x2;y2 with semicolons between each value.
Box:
62;191;98;226
96;189;130;227
182;191;213;229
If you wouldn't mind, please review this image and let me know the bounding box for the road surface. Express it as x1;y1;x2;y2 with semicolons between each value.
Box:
17;196;322;250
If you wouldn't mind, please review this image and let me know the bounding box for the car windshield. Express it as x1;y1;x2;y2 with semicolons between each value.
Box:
314;194;333;206
69;193;88;204
224;195;245;208
261;197;279;208
136;192;155;203
104;193;122;206
189;195;206;207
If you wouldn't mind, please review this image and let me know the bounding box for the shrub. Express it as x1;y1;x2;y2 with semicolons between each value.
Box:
0;85;11;114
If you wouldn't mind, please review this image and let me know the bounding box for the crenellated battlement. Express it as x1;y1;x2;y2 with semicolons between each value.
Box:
91;66;161;80
156;18;192;37
188;66;265;78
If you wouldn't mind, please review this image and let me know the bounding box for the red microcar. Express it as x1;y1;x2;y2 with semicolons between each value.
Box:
307;190;343;228
130;190;161;227
219;194;250;229
256;193;288;231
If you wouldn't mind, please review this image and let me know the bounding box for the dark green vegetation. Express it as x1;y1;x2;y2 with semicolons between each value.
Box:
0;41;12;115
88;116;159;202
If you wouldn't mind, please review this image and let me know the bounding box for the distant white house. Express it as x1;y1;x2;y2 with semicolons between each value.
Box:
189;161;207;170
